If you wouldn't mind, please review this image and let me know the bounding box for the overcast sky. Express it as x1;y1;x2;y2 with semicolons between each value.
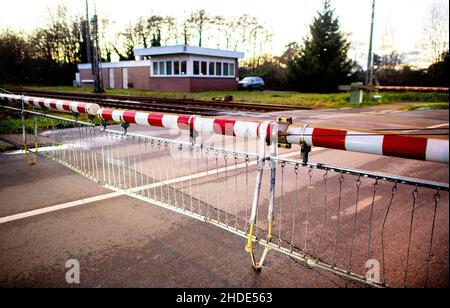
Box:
1;0;449;67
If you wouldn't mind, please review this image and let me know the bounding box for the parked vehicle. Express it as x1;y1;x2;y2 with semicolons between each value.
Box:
238;77;265;91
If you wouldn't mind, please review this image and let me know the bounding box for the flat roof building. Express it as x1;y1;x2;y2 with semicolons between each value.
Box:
77;45;244;93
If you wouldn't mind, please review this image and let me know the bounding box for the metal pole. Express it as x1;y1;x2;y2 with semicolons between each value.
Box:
85;0;92;67
92;0;104;94
366;0;376;87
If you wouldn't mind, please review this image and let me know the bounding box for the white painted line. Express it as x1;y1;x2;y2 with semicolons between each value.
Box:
310;114;357;120
331;196;382;219
0;192;122;224
403;123;449;133
427;123;449;129
0;148;325;224
4;143;87;155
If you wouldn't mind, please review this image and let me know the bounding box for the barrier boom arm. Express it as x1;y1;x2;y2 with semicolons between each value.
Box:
97;107;448;164
285;124;448;163
0;93;100;115
1;94;447;164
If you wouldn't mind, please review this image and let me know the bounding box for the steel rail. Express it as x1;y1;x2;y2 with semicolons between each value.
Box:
276;156;449;191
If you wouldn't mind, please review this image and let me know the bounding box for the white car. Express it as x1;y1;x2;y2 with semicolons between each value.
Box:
238;77;265;91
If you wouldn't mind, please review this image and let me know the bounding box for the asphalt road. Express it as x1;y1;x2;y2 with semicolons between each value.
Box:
0;105;448;288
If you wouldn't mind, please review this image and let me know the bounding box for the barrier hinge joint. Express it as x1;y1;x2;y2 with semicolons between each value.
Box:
277;116;292;149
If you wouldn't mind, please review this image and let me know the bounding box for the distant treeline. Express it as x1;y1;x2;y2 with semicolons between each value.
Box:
0;2;448;91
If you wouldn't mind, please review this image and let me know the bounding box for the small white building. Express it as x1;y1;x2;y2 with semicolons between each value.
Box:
78;45;244;92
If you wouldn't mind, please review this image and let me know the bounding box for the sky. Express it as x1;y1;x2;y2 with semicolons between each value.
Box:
1;0;449;67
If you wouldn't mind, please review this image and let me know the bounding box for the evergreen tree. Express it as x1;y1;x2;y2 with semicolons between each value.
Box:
289;0;355;92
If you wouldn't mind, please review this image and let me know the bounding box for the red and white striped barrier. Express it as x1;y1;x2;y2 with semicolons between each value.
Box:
98;108;266;139
97;107;449;164
286;126;449;163
1;95;447;163
0;93;100;116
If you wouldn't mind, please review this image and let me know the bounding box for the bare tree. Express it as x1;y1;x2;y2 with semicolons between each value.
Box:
210;15;225;49
27;5;84;65
160;16;177;46
99;17;112;62
213;16;241;50
235;14;256;51
113;23;137;60
422;0;449;63
134;17;150;48
187;10;213;47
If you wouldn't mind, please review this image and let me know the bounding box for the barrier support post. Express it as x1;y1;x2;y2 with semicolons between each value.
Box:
245;121;273;271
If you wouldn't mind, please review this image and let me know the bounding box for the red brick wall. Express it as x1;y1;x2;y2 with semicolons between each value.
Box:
79;69;94;88
148;77;191;92
127;67;151;90
114;68;123;89
148;77;236;92
101;68;109;88
190;78;238;92
78;68;109;88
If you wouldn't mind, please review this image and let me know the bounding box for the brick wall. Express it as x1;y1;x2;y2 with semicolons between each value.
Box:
190;78;238;92
148;77;191;92
101;68;109;88
127;67;151;90
114;68;123;89
78;68;109;88
79;69;94;88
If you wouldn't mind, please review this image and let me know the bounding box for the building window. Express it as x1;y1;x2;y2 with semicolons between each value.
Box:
152;59;233;77
229;63;235;76
223;63;229;76
166;61;173;75
153;62;159;75
181;61;187;75
209;62;215;76
216;62;222;76
193;61;200;75
201;61;207;75
159;62;165;75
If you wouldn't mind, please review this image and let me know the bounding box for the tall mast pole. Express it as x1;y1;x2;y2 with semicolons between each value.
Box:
365;0;376;87
92;0;104;93
85;0;92;66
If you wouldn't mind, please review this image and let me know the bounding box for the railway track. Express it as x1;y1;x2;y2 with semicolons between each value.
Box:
2;87;307;116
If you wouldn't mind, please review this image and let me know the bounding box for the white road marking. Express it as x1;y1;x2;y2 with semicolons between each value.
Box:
0;192;122;224
403;123;449;133
5;144;72;155
0;148;325;224
310;114;357;120
331;195;382;220
427;123;449;129
4;142;92;155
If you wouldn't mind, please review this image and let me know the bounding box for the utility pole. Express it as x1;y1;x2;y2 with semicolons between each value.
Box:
365;0;376;88
85;0;92;65
91;0;104;93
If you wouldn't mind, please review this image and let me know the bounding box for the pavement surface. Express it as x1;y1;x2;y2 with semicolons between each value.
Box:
0;154;360;288
0;105;448;288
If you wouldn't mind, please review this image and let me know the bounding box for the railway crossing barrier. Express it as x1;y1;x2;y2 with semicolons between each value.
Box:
0;93;449;288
